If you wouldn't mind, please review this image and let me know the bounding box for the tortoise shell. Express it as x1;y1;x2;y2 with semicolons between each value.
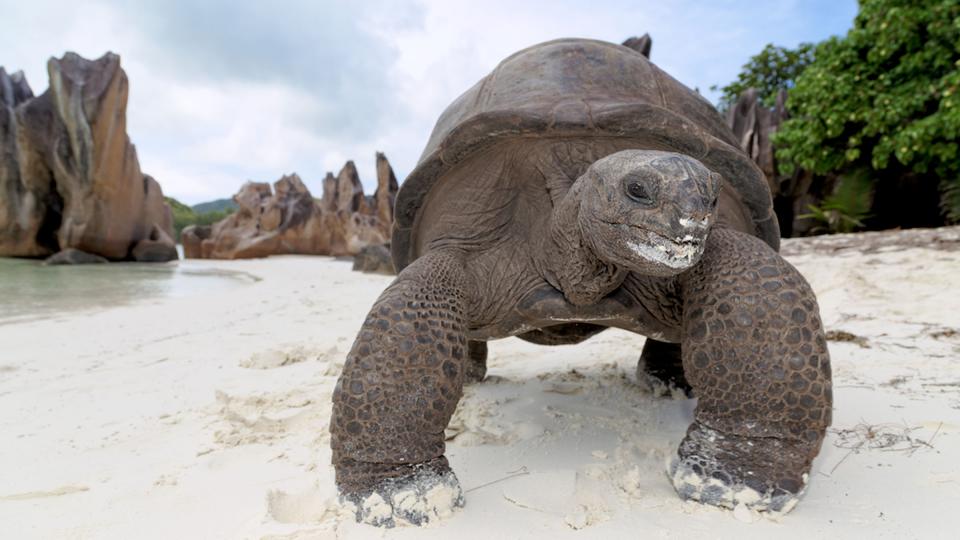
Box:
392;38;778;271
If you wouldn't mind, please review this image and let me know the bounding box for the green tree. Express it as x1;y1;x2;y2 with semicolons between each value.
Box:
165;197;234;241
775;0;960;221
712;43;815;109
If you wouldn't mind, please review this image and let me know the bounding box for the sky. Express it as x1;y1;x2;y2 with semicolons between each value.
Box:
2;0;858;205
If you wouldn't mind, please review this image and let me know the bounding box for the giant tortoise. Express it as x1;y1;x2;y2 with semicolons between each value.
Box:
331;38;831;526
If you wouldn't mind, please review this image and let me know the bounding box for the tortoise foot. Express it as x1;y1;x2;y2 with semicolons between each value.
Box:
464;341;487;384
338;458;464;528
636;339;692;398
636;361;693;398
668;422;811;514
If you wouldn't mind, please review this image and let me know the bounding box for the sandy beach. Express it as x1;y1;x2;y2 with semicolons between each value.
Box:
2;227;959;539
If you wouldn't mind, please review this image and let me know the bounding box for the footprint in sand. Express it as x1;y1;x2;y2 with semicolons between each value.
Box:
266;487;343;524
445;386;544;446
212;389;332;448
240;344;340;370
500;469;610;530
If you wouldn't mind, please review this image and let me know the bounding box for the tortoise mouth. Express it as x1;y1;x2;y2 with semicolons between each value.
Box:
622;225;706;270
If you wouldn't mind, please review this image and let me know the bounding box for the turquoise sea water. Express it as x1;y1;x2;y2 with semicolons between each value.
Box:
0;257;258;324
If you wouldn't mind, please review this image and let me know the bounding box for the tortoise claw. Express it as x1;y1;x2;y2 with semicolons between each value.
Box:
668;422;811;515
338;459;464;528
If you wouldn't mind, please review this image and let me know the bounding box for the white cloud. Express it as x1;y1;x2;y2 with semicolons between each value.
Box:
1;0;857;204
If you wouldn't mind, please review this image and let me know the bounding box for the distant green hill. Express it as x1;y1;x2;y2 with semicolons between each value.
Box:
191;198;238;214
165;197;235;242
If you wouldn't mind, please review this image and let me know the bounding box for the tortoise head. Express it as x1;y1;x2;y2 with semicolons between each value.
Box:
577;150;721;277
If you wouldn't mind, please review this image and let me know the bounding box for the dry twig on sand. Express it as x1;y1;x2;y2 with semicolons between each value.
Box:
825;330;870;348
826;421;938;475
465;466;530;493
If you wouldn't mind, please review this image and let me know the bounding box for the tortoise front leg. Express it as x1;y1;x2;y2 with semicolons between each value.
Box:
331;250;473;527
672;228;832;513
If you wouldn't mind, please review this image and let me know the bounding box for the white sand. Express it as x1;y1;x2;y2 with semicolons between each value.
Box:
1;229;959;539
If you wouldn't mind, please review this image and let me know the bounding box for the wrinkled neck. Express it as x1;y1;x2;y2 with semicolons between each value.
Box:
542;181;626;306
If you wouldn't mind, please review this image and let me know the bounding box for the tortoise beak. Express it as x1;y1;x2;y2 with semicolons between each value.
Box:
625;226;707;271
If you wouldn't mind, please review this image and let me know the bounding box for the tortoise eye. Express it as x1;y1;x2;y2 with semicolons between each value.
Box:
625;180;653;204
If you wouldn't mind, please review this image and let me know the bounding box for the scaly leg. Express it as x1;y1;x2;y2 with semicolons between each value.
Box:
671;228;832;513
331;250;473;527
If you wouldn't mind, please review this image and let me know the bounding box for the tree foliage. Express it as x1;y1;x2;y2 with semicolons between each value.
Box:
165;197;233;241
775;0;960;220
799;171;874;234
712;43;816;109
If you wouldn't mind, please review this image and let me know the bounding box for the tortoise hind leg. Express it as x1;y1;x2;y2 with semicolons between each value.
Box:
465;341;487;383
331;250;473;527
636;339;692;397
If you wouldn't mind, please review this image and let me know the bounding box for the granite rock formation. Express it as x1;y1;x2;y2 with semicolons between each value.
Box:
725;88;833;237
182;155;398;259
726;88;785;184
351;243;394;275
373;152;398;231
0;53;177;261
43;248;109;265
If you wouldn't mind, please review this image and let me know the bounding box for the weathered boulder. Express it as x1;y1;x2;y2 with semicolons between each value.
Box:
43;248;109;265
0;67;33;106
373;152;398;236
351;243;395;275
132;225;179;262
0;52;177;261
182;156;399;259
320;172;338;212
726;88;783;184
725;88;832;237
181;224;211;259
0;68;46;257
336;161;369;214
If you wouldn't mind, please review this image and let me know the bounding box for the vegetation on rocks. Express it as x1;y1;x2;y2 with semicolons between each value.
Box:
166;197;235;241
